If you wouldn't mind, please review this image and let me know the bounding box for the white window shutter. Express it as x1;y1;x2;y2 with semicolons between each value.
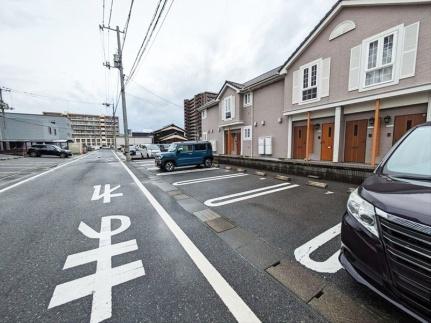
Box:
230;96;236;118
264;136;272;155
292;70;300;104
400;22;420;79
348;45;361;91
320;57;331;98
258;137;265;155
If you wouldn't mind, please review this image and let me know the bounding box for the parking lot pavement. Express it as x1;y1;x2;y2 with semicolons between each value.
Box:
129;162;415;323
0;155;83;191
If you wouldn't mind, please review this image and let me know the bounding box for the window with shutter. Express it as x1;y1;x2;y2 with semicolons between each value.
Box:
400;22;420;79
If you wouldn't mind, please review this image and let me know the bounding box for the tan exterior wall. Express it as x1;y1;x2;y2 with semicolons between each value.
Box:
284;4;431;113
218;87;242;126
202;104;223;153
252;80;287;158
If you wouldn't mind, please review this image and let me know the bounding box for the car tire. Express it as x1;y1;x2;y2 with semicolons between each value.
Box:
204;158;212;168
29;151;36;157
141;153;144;159
60;153;66;158
164;161;175;172
147;153;150;159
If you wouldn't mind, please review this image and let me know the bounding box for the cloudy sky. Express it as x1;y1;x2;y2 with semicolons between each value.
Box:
0;0;335;132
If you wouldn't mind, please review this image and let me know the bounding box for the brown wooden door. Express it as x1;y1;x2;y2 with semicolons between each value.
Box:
293;126;307;159
344;119;367;163
320;123;334;161
393;113;426;144
224;129;241;155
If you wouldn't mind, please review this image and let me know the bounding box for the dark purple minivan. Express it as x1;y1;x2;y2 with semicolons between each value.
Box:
340;122;431;322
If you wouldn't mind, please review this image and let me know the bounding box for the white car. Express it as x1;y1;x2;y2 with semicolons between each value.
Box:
143;144;161;158
129;145;148;159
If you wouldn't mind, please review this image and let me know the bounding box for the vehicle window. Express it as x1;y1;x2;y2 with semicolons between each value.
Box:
178;144;192;153
148;144;159;150
383;126;431;179
168;144;177;152
194;144;206;151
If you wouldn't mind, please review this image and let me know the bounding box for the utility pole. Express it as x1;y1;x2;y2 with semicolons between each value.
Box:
99;24;130;161
102;102;117;151
0;87;13;152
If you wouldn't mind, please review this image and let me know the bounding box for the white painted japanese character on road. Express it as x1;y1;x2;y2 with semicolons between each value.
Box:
91;184;123;203
48;215;145;323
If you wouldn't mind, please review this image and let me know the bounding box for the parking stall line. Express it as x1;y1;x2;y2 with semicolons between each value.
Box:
113;152;261;323
173;173;248;186
156;167;219;176
145;167;160;171
204;183;299;207
0;153;90;194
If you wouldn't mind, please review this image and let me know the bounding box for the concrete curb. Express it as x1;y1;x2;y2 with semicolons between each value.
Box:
307;180;328;189
274;175;291;181
255;171;266;177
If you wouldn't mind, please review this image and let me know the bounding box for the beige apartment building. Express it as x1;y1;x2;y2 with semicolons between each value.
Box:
43;112;119;147
200;0;431;166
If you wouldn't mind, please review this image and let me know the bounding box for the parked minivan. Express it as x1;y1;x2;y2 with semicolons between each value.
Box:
155;141;213;172
340;122;431;322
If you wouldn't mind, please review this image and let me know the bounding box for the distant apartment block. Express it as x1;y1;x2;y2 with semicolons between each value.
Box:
43;112;119;147
184;92;217;140
153;124;187;144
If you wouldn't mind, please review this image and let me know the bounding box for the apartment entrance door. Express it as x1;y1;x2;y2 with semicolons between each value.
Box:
393;113;426;144
293;126;307;159
224;129;241;155
344;119;367;163
320;123;334;161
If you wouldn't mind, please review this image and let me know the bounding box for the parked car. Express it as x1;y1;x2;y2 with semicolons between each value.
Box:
143;144;161;158
27;144;72;158
155;141;213;172
340;122;431;322
128;145;148;159
158;144;171;152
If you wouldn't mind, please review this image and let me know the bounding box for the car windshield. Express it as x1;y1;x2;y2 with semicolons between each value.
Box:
148;144;160;150
168;144;177;152
382;126;431;180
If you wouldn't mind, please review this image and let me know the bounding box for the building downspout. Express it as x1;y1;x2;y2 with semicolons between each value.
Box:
251;98;254;157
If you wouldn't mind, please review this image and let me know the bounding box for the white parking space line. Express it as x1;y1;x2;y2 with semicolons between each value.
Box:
294;223;342;273
173;173;248;186
0;153;91;194
145;167;160;171
113;152;260;323
204;183;299;207
156;167;219;176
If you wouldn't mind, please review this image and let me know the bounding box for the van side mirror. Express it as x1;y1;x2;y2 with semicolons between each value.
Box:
177;147;183;153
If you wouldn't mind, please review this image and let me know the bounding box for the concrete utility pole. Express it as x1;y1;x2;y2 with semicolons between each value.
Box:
0;87;13;151
99;24;130;161
102;102;117;151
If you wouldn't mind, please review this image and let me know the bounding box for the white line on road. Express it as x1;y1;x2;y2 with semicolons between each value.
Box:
173;173;248;186
145;167;160;171
0;153;91;194
294;223;342;273
204;183;299;207
113;152;260;323
156;167;219;176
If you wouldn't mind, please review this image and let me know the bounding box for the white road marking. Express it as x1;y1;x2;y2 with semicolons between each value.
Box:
0;153;90;194
91;184;123;203
173;173;248;186
49;215;145;323
325;191;334;195
156;167;219;176
204;183;299;207
145;167;160;171
113;152;260;323
294;223;342;273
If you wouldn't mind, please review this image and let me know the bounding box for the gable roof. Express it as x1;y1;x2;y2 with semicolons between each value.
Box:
197;99;219;112
279;0;431;73
153;123;185;134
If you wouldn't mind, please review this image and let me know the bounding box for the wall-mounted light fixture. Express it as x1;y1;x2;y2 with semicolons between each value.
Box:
277;117;282;124
314;123;320;129
368;117;375;126
383;115;391;125
254;121;258;127
261;120;265;126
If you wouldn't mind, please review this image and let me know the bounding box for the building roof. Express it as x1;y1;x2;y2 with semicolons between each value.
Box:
279;0;431;73
158;133;188;142
242;66;282;88
152;123;185;134
197;99;219;112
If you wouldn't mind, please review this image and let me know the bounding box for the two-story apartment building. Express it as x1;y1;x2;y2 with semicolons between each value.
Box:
200;0;431;166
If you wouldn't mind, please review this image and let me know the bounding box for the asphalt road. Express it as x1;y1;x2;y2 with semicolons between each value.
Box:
0;150;325;322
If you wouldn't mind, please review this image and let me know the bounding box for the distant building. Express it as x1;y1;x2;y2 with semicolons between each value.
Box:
116;131;153;147
43;112;119;147
184;92;217;140
153;124;187;144
0;112;73;154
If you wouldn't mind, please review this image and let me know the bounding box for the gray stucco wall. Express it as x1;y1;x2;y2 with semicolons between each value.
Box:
218;87;241;126
1;113;72;141
284;4;431;113
203;104;223;153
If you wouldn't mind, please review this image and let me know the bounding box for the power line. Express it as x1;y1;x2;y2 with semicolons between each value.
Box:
2;87;103;106
126;0;168;85
108;0;114;27
121;0;135;52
